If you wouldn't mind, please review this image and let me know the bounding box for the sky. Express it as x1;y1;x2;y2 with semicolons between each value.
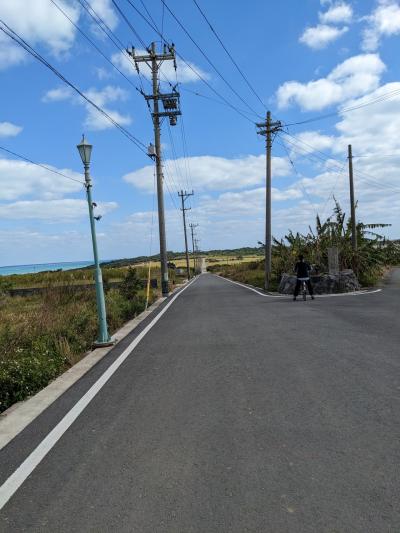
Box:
1;0;400;266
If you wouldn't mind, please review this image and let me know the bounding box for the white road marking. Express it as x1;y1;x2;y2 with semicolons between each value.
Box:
218;275;382;298
0;276;198;511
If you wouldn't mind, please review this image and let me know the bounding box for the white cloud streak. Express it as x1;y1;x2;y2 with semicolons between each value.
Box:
276;53;385;111
123;154;291;193
0;0;79;69
43;85;131;131
0;199;117;221
362;0;400;51
300;24;348;49
0;158;83;201
0;122;22;138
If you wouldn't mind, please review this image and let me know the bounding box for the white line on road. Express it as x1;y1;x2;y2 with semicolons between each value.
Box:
0;276;198;511
219;275;382;298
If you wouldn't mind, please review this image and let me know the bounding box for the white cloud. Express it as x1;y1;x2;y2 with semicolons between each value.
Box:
319;3;353;24
277;83;400;234
0;199;117;221
123;154;291;193
362;0;400;51
86;0;118;32
0;122;22;137
198;188;303;218
0;0;79;69
43;85;131;131
299;2;352;49
83;86;131;130
42;86;73;103
111;51;210;84
288;131;335;157
300;24;348;49
276;53;385;111
0;158;83;201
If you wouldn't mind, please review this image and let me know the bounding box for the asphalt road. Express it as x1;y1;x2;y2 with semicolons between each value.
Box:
1;273;399;532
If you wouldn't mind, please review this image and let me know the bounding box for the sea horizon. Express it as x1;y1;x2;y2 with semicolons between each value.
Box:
0;260;98;276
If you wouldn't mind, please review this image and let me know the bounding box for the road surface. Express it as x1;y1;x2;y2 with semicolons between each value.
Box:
0;273;399;532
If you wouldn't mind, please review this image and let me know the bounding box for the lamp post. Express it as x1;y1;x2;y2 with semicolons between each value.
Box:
77;135;112;346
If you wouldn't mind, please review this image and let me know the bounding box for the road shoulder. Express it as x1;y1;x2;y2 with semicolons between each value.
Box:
0;280;189;451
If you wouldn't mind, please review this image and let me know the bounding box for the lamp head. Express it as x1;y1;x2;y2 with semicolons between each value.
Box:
77;134;92;166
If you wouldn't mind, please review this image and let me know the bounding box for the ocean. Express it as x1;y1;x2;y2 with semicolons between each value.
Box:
0;261;95;276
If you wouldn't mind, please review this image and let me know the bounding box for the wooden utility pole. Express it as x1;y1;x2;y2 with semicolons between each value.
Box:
256;111;282;290
129;43;181;296
348;144;357;251
178;190;194;280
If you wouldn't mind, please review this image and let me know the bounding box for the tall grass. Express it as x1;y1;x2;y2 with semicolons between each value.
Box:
0;271;157;413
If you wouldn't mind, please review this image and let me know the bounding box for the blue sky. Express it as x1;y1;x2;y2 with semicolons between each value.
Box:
1;0;400;265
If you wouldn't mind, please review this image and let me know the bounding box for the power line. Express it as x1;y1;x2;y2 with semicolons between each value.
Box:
166;121;187;191
191;0;266;110
77;0;151;97
278;137;320;215
284;86;400;127
78;0;126;51
179;86;255;116
50;0;139;91
281;130;400;194
276;136;348;220
0;19;148;156
111;0;148;48
160;0;262;118
0;145;85;185
121;0;256;124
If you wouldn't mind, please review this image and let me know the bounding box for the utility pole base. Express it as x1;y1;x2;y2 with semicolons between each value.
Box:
161;281;169;297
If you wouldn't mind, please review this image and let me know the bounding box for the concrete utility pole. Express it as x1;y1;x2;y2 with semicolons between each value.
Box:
128;43;181;296
178;190;194;280
348;144;357;252
256;111;282;290
189;223;199;273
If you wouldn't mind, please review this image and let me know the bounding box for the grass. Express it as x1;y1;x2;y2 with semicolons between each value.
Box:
0;264;195;413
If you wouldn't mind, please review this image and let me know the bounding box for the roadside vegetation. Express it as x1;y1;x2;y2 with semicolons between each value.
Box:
0;267;165;413
208;203;400;290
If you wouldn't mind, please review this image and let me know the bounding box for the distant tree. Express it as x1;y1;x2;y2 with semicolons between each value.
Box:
119;268;142;300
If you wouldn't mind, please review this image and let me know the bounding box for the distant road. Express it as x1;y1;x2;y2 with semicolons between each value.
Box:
1;273;399;532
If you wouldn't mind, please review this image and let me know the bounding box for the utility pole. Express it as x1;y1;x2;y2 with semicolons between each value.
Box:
256;111;282;290
189;223;199;274
348;144;357;251
178;190;194;280
128;43;181;296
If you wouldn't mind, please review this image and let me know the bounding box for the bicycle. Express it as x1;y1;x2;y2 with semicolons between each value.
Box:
301;279;307;301
294;278;315;301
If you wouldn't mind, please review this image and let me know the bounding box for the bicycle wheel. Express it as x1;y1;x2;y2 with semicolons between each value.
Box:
302;282;307;301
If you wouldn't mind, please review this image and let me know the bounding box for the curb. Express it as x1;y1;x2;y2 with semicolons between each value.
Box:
0;279;190;451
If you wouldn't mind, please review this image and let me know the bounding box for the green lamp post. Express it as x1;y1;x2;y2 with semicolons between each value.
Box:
77;135;113;347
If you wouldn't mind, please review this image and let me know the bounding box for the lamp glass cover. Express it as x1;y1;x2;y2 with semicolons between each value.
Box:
77;135;92;165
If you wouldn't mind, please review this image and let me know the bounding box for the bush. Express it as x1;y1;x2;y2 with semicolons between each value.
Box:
0;278;157;413
0;348;65;412
119;267;143;299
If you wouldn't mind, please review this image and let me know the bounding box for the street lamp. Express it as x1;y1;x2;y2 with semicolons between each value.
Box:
77;135;113;347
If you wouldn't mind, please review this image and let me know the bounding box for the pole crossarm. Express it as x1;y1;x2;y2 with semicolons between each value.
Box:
127;45;181;124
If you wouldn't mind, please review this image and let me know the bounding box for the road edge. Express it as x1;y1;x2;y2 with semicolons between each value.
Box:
0;278;192;451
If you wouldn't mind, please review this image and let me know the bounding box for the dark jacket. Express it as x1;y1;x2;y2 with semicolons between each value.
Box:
295;260;311;278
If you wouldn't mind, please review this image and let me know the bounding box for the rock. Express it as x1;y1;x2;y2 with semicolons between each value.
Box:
278;270;360;295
